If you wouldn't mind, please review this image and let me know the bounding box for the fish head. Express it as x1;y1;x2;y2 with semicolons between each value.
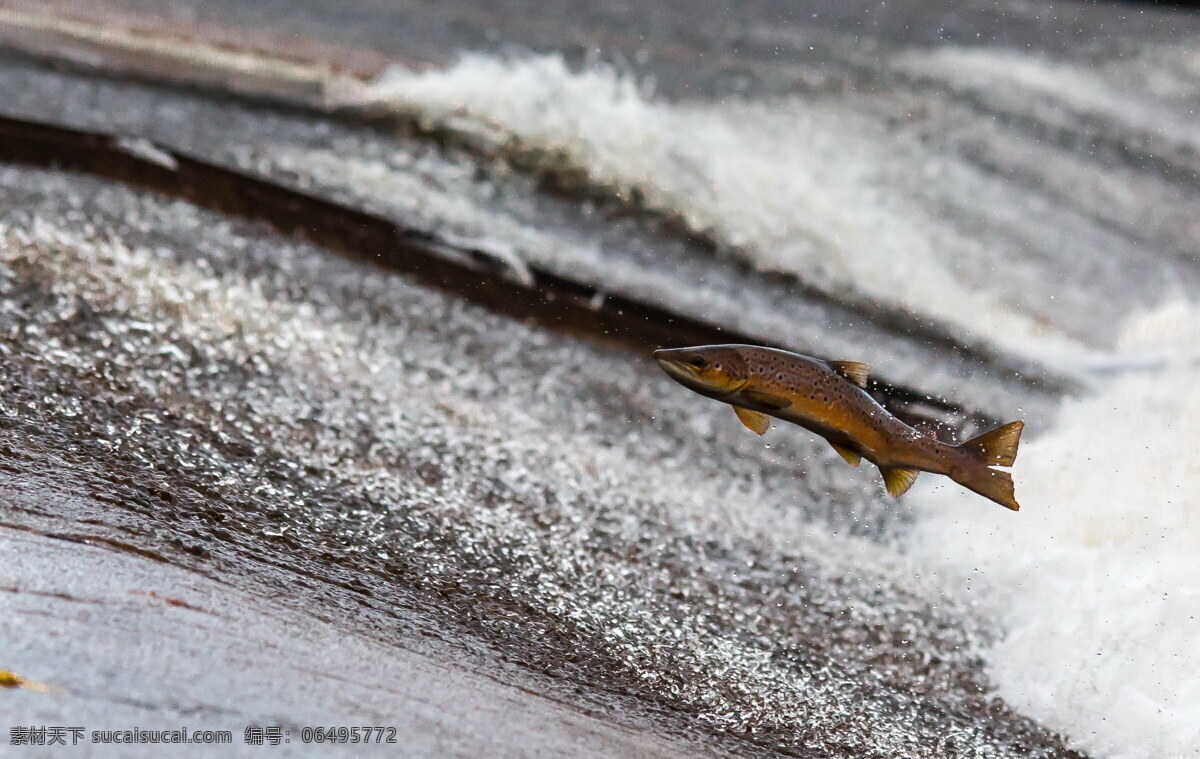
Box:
653;345;750;398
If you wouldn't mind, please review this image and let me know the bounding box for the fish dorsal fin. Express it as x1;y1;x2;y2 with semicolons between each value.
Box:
741;389;791;409
879;467;919;498
827;361;869;388
829;442;861;467
733;406;770;435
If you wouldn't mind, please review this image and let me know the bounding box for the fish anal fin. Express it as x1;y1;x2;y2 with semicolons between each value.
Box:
830;442;861;467
880;467;919;498
742;389;792;409
959;421;1024;467
733;406;770;435
827;360;869;388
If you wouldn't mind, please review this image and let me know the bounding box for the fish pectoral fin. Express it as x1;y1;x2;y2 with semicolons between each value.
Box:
879;466;919;497
741;389;792;409
733;406;770;435
827;360;869;388
829;442;861;467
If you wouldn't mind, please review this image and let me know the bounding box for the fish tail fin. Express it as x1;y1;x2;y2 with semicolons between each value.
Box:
954;421;1024;510
953;466;1020;511
958;421;1024;467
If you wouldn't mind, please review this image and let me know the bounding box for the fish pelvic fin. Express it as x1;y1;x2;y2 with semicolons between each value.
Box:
826;360;869;388
830;442;861;467
879;466;919;498
954;466;1020;511
959;421;1024;467
733;406;770;435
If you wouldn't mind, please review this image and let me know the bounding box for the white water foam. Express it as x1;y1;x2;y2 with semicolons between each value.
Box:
355;57;1200;752
896;45;1200;152
362;54;1092;367
911;299;1200;759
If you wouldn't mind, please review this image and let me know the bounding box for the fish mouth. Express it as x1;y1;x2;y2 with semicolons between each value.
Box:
652;353;700;381
653;350;699;382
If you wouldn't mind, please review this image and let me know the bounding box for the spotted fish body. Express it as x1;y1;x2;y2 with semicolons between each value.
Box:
654;345;1024;510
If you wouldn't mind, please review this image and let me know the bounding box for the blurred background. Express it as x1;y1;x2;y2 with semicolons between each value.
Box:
1;1;1197;757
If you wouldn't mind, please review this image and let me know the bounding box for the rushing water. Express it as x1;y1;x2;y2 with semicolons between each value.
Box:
1;5;1199;757
350;46;1200;758
914;301;1200;759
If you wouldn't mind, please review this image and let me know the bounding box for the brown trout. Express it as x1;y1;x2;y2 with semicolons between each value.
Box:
654;345;1024;510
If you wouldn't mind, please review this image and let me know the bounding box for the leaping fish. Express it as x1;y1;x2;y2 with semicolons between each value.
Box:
654;345;1024;510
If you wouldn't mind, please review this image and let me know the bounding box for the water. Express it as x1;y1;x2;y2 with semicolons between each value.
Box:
912;301;1200;759
2;5;1199;756
359;49;1199;367
346;46;1200;756
0;164;1063;757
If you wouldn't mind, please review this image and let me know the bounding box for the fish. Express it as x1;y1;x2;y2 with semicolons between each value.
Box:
653;344;1024;510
